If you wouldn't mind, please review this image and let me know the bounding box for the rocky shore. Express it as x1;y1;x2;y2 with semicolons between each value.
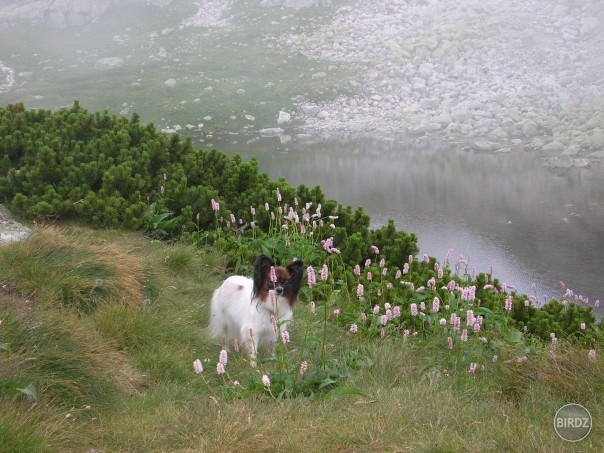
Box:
277;0;604;167
1;0;603;168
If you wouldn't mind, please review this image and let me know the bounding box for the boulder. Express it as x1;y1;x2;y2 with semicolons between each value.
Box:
0;204;32;246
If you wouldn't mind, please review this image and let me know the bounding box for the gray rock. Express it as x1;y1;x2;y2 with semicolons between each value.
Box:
541;141;565;153
0;204;32;246
472;141;500;152
94;57;124;70
277;111;291;124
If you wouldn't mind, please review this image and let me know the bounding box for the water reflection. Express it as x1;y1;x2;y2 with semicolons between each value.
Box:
213;135;604;311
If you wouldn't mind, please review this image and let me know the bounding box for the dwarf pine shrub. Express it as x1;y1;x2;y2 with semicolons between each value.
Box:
0;102;418;267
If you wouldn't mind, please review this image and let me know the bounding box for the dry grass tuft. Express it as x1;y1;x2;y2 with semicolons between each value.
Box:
0;226;146;310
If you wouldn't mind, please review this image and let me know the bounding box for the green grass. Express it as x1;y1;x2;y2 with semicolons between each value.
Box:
1;225;602;452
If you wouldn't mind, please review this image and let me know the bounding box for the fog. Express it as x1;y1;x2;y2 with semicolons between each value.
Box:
0;0;603;308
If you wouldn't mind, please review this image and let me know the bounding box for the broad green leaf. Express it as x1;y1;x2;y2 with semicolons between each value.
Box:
16;384;38;402
324;386;368;401
319;377;337;389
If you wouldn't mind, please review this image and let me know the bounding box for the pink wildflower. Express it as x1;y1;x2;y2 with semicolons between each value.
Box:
310;301;316;314
321;237;338;254
219;349;228;366
380;315;388;326
193;359;203;374
447;337;453;349
350;324;358;334
403;263;409;275
307;266;316;288
469;363;477;374
354;264;361;277
461;329;468;342
270;315;277;333
367;271;373;281
505;295;513;312
357;283;365;299
269;266;277;283
393;306;401;318
262;374;271;387
281;330;290;344
588;349;596;362
333;309;340;317
432;297;440;313
320;264;329;282
550;335;558;352
410;303;418;317
580;322;586;330
216;362;225;375
371;245;380;254
300;361;308;376
404;329;410;337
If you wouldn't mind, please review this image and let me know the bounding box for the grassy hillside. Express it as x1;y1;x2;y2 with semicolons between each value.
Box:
1;225;602;452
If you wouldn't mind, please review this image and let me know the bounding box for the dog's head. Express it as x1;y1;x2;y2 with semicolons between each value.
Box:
252;255;304;306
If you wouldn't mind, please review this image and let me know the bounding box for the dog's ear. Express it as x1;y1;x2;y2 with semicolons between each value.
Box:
286;260;304;295
252;255;274;299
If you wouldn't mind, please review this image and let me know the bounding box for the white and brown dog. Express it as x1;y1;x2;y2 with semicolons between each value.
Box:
209;255;304;361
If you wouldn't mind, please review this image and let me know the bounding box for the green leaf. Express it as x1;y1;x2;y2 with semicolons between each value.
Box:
504;328;524;344
16;384;38;402
318;377;337;389
324;386;368;401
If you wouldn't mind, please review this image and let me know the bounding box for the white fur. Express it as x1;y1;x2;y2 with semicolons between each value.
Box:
209;275;293;360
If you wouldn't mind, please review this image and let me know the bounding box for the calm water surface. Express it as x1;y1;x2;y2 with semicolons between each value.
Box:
213;135;604;313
